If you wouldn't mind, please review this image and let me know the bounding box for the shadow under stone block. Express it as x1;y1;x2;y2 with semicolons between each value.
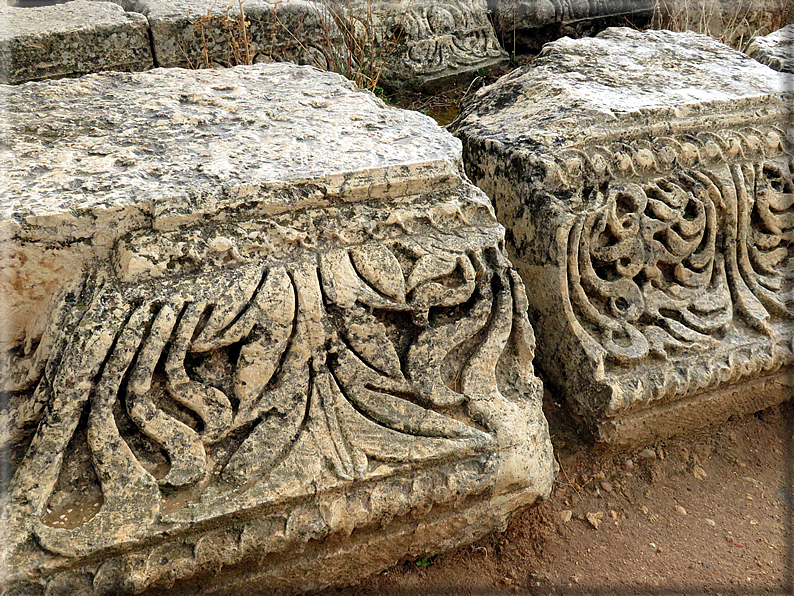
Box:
0;63;554;594
452;28;794;446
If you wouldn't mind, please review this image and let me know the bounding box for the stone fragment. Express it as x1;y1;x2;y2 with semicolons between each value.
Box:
488;0;654;52
0;62;555;594
331;0;507;89
452;28;794;446
0;0;152;83
586;511;603;529
746;24;793;73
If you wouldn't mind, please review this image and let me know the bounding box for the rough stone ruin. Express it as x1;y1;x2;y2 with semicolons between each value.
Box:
0;0;507;88
452;28;794;445
1;0;793;591
0;63;555;594
747;24;793;73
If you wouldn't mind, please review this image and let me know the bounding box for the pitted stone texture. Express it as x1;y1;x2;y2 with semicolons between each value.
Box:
0;63;554;595
452;28;794;445
747;24;794;73
331;0;507;89
110;0;347;70
488;0;654;52
0;0;152;83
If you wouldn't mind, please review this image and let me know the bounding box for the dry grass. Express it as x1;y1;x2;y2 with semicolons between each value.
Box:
650;0;793;51
182;0;411;94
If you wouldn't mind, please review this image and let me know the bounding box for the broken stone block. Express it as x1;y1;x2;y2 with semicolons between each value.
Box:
452;28;794;445
0;63;554;594
747;24;793;73
0;0;152;83
488;0;654;53
330;0;507;89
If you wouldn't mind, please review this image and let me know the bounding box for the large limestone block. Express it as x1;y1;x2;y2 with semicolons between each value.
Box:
331;0;507;89
747;24;793;73
0;63;554;594
452;28;794;445
0;0;152;83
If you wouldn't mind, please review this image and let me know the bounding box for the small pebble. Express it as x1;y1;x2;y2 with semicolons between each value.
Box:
705;518;716;526
601;481;614;493
639;448;657;460
623;459;634;471
586;511;603;529
608;509;618;520
560;510;573;523
675;505;687;516
693;465;708;480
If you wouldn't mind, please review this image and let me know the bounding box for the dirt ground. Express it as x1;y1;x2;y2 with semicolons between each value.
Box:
322;393;793;596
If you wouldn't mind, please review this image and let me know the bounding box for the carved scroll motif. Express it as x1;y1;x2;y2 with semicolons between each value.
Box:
566;136;794;375
5;226;534;559
400;1;506;73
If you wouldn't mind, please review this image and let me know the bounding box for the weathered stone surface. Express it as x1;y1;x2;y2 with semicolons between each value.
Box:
0;0;152;83
488;0;654;52
0;63;554;594
331;0;507;89
747;24;794;73
104;0;345;70
452;28;794;445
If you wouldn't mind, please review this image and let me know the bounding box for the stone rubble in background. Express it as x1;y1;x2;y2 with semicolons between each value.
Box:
330;0;507;89
0;62;555;594
452;28;794;446
0;0;507;88
488;0;655;52
0;0;152;82
746;23;793;73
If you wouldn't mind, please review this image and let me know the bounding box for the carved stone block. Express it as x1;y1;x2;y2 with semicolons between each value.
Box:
0;0;152;83
0;63;554;594
331;0;507;89
452;28;794;445
747;24;793;73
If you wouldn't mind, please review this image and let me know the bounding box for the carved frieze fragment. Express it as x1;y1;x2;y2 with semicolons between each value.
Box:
0;63;554;594
452;28;794;445
330;0;508;89
488;0;655;52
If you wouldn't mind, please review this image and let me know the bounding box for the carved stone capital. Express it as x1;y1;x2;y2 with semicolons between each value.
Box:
453;28;794;445
0;63;554;594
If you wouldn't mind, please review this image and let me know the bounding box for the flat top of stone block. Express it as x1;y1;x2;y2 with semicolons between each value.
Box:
0;0;133;37
0;63;461;239
453;28;793;148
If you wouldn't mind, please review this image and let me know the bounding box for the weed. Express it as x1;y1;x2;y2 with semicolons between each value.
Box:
414;556;432;568
649;0;793;51
181;0;413;94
